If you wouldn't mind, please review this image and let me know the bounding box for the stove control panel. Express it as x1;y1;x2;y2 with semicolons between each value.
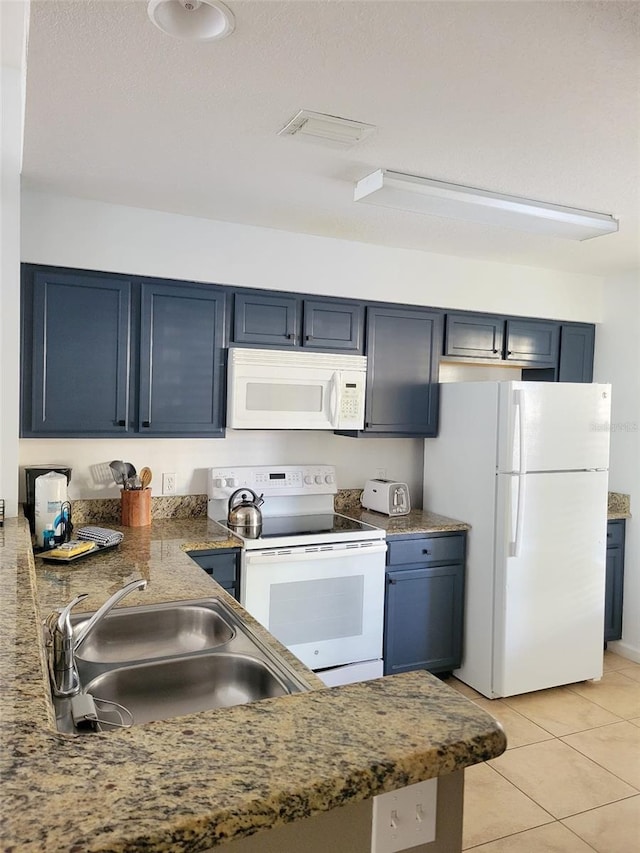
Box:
208;465;337;499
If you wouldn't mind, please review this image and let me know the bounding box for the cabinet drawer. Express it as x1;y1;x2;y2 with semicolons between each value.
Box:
606;520;625;548
387;534;465;566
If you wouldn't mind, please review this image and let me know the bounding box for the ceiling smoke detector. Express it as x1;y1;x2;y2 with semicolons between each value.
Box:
278;110;377;149
147;0;235;42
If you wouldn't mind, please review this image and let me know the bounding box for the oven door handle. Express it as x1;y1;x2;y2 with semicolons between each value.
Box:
244;542;387;566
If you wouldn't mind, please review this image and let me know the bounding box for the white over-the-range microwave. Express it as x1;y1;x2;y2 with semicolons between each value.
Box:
226;347;367;430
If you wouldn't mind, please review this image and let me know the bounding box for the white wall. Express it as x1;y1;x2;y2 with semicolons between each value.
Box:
1;64;22;518
593;271;640;661
18;191;607;510
22;191;604;320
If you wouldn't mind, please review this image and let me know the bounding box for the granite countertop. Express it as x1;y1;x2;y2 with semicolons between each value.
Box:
0;514;506;853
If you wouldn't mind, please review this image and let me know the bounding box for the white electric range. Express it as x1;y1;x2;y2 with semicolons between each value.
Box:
208;465;387;685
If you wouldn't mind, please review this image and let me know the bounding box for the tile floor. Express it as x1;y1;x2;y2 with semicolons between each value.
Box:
448;650;640;852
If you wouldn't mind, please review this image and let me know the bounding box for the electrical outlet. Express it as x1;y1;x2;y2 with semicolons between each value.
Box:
371;779;437;853
162;472;176;495
375;468;387;480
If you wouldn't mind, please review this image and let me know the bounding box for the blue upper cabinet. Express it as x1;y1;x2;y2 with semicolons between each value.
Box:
505;318;559;365
445;312;560;366
233;292;299;346
21;266;228;438
22;267;134;436
558;323;595;383
232;290;363;352
445;312;505;359
139;281;226;436
353;305;442;436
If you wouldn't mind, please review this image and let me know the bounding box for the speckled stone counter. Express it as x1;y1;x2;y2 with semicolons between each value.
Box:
335;490;470;537
608;492;632;519
0;515;506;853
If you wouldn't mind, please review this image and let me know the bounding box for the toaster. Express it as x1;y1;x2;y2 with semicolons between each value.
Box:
361;479;411;516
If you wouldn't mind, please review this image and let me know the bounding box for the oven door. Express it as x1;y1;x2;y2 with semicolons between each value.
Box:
241;541;386;671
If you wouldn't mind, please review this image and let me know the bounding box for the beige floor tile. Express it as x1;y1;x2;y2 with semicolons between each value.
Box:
502;685;621;736
462;762;552;849
603;650;630;672
447;677;486;701
561;721;640;789
630;717;640;728
489;739;636;819
464;821;595;852
567;670;640;719
619;664;640;684
561;795;640;853
473;698;554;749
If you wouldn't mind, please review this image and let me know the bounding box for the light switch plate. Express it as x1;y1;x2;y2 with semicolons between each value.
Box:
371;779;437;853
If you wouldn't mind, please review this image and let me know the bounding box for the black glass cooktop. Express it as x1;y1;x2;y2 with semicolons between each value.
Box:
218;512;375;539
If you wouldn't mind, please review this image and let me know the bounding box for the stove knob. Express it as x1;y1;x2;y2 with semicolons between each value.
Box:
314;475;323;485
213;477;226;489
325;474;335;484
304;475;314;485
226;477;238;487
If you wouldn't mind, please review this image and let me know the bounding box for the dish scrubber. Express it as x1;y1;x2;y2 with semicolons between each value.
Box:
46;540;97;558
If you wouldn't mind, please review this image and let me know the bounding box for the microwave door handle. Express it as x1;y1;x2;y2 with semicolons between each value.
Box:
329;372;341;427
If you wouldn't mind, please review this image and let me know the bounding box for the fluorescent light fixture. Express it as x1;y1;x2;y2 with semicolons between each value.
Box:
354;169;618;241
279;110;376;148
147;0;234;42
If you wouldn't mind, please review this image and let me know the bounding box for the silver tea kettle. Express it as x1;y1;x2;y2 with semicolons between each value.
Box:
227;488;264;537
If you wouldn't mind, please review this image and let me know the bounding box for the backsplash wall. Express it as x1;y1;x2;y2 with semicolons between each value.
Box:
18;431;425;508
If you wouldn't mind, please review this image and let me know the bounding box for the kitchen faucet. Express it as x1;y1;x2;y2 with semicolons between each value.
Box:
44;578;147;697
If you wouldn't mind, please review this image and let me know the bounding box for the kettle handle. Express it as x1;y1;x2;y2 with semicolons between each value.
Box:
228;488;260;511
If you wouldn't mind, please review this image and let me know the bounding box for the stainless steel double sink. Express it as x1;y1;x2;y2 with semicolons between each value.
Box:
50;597;310;734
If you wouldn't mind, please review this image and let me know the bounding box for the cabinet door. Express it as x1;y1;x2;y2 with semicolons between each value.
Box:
444;312;504;359
558;323;595;383
505;319;560;365
302;299;364;352
363;306;442;436
189;549;240;601
604;521;625;643
233;292;299;346
22;267;133;436
384;563;464;675
139;281;226;435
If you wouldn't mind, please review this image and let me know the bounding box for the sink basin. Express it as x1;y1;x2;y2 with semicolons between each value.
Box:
50;597;309;733
84;653;292;729
73;602;235;664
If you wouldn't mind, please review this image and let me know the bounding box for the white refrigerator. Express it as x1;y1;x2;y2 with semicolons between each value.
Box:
424;381;611;699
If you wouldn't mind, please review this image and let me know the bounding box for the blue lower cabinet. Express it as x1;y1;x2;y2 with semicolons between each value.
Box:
604;520;625;644
383;533;465;676
188;548;241;601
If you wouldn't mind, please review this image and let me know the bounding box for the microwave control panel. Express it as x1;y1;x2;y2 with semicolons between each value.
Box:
338;373;365;427
208;465;337;499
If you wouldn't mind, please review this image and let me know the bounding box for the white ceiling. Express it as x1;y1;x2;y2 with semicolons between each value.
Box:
22;0;640;277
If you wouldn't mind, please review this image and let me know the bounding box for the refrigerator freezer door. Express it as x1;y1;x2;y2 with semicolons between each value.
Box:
497;382;611;474
493;469;608;698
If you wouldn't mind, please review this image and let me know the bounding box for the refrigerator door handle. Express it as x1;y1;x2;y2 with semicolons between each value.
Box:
514;389;526;474
509;473;527;557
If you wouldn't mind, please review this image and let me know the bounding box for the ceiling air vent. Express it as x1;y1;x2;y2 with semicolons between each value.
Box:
278;110;376;149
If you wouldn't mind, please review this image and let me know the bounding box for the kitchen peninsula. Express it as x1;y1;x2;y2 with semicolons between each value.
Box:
1;514;506;853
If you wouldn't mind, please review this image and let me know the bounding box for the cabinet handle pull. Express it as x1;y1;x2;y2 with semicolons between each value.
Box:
306;334;312;341
286;333;295;340
607;532;612;538
116;419;126;427
142;421;151;428
422;549;432;555
493;349;499;354
387;577;397;585
507;350;513;356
